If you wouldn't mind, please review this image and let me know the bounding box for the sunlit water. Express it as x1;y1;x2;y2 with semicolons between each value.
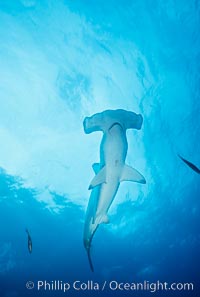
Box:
0;1;199;296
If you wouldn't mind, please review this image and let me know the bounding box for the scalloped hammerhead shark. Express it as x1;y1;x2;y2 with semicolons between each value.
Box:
83;109;146;272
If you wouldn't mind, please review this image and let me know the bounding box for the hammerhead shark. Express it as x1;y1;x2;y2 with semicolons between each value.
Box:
83;109;146;271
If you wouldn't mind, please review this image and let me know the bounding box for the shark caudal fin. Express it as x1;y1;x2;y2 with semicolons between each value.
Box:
120;165;146;184
87;248;94;272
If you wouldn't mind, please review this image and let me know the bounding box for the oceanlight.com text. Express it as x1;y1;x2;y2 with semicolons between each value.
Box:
26;279;194;293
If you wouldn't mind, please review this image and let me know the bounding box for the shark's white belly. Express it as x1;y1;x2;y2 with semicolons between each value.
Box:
94;174;120;221
94;124;127;223
100;123;127;166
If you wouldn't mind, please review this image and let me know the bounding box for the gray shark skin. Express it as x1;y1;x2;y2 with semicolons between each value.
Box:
83;109;146;272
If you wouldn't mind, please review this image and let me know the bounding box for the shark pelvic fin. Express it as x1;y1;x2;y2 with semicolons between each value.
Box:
100;214;109;224
120;165;146;184
95;214;109;225
88;166;106;190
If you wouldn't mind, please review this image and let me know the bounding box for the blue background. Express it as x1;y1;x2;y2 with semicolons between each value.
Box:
0;0;199;296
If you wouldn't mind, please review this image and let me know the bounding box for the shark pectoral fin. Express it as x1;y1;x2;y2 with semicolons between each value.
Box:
92;163;100;174
88;166;106;190
120;165;146;184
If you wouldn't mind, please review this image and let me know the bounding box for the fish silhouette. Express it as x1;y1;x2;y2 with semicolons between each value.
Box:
178;154;200;174
26;229;32;253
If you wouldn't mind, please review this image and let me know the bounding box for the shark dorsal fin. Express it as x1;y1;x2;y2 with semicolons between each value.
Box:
92;163;100;174
120;165;146;184
88;166;106;190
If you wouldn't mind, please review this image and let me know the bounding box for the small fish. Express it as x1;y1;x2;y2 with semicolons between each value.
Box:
26;229;32;253
178;154;200;174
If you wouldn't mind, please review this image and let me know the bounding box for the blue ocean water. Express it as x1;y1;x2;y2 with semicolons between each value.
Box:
0;0;199;296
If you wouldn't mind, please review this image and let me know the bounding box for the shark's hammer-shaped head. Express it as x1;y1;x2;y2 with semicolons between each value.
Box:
83;109;143;134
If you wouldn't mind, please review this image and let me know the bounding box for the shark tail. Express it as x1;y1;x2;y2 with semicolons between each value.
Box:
87;248;94;272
